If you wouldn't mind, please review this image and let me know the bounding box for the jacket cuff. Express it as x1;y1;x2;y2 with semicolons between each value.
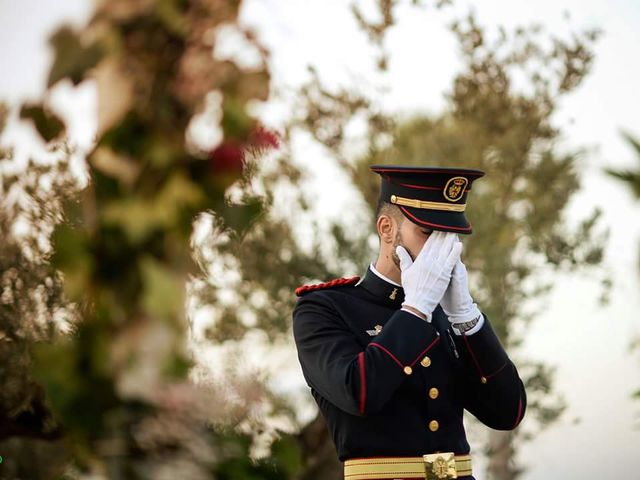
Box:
369;309;441;372
460;314;510;382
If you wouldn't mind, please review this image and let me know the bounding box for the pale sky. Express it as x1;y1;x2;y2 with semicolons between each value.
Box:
1;0;639;478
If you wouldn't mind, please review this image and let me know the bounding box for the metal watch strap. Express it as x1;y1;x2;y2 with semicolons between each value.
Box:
452;314;481;334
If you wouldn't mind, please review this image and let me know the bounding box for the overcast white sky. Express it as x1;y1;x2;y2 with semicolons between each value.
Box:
1;0;639;478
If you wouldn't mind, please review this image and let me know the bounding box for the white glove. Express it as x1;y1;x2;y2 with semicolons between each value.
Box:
395;231;462;322
439;257;482;328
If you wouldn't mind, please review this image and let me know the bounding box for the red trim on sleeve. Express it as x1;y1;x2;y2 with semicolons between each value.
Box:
409;336;441;367
398;206;472;232
462;334;485;378
462;336;511;383
369;342;404;369
484;361;509;380
512;396;524;429
358;352;366;415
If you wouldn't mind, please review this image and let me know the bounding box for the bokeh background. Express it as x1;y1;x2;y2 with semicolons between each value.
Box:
0;0;638;479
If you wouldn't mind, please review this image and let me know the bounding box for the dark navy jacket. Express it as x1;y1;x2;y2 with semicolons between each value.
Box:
292;265;526;465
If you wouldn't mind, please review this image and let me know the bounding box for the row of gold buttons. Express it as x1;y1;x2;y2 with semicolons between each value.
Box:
399;355;439;430
423;355;439;431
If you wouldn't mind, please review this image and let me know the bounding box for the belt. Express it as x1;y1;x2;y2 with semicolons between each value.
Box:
344;453;472;479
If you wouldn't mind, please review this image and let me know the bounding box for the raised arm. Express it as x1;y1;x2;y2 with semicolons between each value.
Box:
455;314;526;430
292;292;440;416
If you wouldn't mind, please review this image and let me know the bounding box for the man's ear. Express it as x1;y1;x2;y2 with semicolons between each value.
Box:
376;214;395;244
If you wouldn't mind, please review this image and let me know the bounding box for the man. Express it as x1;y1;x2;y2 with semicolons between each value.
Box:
292;165;526;480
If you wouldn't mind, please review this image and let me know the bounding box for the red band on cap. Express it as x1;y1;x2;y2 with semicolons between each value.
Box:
372;167;484;175
396;181;471;193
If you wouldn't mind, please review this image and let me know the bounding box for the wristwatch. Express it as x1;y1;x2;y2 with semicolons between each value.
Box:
452;314;482;334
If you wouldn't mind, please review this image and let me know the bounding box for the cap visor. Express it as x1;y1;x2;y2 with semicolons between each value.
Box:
398;205;473;234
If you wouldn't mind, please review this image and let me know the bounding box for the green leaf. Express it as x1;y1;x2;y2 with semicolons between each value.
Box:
270;436;303;477
604;131;640;199
139;255;184;321
621;130;640;158
48;26;104;87
50;223;94;301
20;103;65;142
31;320;118;435
162;351;192;379
222;96;254;139
217;196;265;238
155;0;188;37
102;172;205;242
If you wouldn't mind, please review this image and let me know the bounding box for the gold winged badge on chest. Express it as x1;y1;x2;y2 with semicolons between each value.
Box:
366;324;384;336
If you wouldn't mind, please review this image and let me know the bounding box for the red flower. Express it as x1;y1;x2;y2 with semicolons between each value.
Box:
208;126;279;175
248;125;280;150
209;140;244;174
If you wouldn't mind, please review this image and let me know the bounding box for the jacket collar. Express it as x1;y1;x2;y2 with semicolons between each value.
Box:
357;263;405;308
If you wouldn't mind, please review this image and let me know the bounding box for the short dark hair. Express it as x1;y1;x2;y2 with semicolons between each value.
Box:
375;199;404;228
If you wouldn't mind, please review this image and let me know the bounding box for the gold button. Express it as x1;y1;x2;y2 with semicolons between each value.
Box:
403;366;413;375
420;356;431;367
428;420;439;432
429;387;439;399
480;376;487;384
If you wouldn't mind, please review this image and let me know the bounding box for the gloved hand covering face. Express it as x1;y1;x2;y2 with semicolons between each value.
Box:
395;231;462;322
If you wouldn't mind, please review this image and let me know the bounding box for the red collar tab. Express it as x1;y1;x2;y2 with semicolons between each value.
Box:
295;276;361;296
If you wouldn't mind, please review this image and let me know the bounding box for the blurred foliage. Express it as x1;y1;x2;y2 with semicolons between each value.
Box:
19;104;66;143
605;132;640;200
605;132;640;421
2;0;302;478
0;134;82;477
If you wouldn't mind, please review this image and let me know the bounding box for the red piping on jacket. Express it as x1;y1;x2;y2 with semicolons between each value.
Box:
462;334;510;382
409;336;441;366
484;361;509;380
358;352;367;414
512;396;524;429
462;334;485;378
369;342;404;369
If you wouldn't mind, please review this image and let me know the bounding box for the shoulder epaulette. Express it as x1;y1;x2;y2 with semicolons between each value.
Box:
295;276;361;297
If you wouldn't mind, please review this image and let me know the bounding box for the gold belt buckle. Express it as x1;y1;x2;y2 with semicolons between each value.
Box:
423;452;457;480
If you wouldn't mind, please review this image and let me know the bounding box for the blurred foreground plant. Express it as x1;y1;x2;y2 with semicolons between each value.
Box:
1;0;301;479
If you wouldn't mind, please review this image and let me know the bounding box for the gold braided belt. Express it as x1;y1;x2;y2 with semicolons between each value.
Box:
344;453;472;480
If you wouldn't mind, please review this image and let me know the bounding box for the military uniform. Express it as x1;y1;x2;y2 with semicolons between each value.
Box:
292;166;526;480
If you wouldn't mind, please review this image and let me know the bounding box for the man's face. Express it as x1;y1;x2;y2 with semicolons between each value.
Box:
390;217;433;269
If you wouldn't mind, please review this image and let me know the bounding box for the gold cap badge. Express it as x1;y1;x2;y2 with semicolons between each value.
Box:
443;176;468;202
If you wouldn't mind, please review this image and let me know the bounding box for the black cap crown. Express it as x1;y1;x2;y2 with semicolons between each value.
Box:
370;165;485;234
